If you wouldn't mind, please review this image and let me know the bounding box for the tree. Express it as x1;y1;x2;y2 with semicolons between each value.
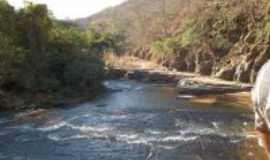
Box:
0;0;16;39
16;2;52;53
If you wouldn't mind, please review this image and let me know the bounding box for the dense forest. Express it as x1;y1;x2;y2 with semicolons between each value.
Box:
77;0;270;83
0;0;124;110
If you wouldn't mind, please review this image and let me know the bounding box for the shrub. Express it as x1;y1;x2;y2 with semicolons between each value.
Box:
0;1;123;98
180;21;199;47
63;55;104;89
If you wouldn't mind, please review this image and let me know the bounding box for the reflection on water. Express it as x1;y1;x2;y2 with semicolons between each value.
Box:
183;92;252;110
0;80;267;160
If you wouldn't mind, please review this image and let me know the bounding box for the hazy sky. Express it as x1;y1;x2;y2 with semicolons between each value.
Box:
7;0;126;19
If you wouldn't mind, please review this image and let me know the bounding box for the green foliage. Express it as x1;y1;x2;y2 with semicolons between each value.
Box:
16;2;52;52
151;40;164;53
150;36;180;61
211;34;231;50
63;55;104;88
180;21;199;47
88;25;126;53
150;20;199;61
49;25;89;52
0;1;124;96
260;15;270;37
0;0;16;39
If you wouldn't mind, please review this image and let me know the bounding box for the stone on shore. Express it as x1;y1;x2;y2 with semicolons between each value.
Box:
177;78;252;96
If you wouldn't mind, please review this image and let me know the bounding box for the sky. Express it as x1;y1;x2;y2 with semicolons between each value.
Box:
7;0;126;19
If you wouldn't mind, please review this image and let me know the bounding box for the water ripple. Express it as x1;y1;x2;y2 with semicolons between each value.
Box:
37;121;67;132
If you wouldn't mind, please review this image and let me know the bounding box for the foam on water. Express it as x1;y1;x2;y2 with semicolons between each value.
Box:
161;135;198;142
179;127;216;136
118;133;139;140
115;131;199;145
144;129;163;135
38;121;67;132
48;134;61;141
67;124;112;132
48;134;90;141
123;135;198;145
47;127;200;146
122;136;156;145
178;126;256;140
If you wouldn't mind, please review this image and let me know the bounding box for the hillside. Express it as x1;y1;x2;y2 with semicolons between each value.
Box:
75;0;190;45
76;0;270;83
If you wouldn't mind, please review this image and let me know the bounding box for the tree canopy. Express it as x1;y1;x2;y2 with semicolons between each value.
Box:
0;0;124;97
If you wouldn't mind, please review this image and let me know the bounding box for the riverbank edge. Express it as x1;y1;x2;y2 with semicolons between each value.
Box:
107;55;252;85
106;55;253;101
1;55;254;112
0;83;107;112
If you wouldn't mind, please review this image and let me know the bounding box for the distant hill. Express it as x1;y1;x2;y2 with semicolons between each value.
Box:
74;0;190;45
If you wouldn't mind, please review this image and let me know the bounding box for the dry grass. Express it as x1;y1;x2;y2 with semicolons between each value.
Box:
104;53;167;71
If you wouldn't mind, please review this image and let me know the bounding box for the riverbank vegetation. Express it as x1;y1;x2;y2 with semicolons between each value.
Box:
77;0;270;83
0;0;124;110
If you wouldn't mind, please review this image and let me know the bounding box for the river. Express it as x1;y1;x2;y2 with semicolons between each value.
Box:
0;80;268;160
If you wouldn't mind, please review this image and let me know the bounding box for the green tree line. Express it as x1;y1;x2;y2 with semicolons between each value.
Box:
0;0;124;109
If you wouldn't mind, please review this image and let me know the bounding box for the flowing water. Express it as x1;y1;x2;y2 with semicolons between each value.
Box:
0;80;268;160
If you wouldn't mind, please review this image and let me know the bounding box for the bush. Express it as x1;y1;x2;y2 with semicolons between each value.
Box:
150;37;180;62
63;55;104;89
180;21;199;47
